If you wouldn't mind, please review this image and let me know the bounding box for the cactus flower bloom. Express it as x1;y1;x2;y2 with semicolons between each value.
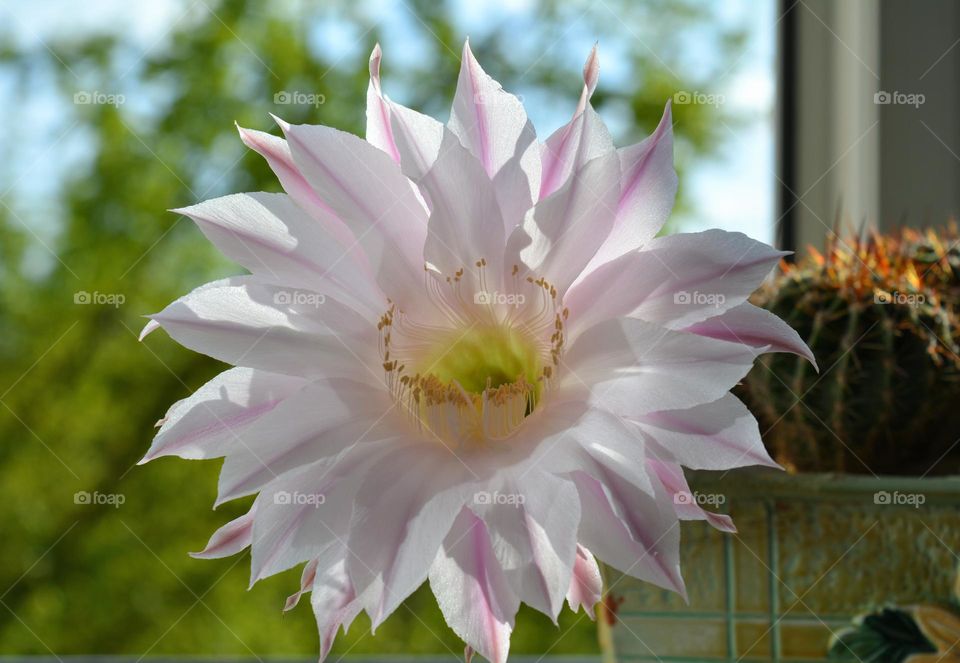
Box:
140;41;814;662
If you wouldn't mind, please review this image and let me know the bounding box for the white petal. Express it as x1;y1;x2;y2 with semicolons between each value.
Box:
565;229;788;338
631;393;779;471
388;101;445;184
560;317;761;416
346;442;474;626
539;101;614;200
215;378;396;504
684;302;817;369
447;41;540;235
147;276;379;382
312;553;367;661
449;41;533;181
172;192;385;319
566;544;602;618
141;367;306;463
583;101;677;272
282;122;431;315
236;125;360;252
474;470;580;621
429;507;519;663
508;151;621;296
416;129;505;281
570;470;685;597
249;442;390;583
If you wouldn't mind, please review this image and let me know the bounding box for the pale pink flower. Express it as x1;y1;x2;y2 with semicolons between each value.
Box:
140;41;814;662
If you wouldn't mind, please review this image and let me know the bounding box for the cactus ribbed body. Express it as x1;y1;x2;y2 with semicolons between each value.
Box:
740;229;960;474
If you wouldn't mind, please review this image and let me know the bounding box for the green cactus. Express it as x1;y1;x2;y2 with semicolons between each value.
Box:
739;229;960;475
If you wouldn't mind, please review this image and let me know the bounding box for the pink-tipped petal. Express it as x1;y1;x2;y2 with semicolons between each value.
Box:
429;508;520;663
448;41;540;234
684;302;818;369
561;317;762;417
450;40;532;177
647;458;736;533
146;276;379;382
565;229;788;339
508;150;621;297
140;367;306;464
632;393;780;471
190;507;256;559
172;192;385;319
570;470;685;598
583;100;677;272
365;43;401;163
281;122;431;316
566;544;603;618
312;554;366;661
539;47;613;202
474;471;580;622
236;125;359;253
284;558;319;612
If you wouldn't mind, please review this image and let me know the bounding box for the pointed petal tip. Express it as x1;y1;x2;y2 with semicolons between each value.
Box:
269;113;291;133
462;37;477;63
234;122;256;141
583;43;600;94
369;43;383;87
138;318;160;342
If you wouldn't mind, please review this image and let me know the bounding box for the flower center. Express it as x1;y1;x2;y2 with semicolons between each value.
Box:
419;326;542;398
378;263;569;449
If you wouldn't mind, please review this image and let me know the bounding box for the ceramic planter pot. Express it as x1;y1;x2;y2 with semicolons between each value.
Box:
600;468;960;662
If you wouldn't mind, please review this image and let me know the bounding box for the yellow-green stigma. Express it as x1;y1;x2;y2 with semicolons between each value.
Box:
383;320;554;447
420;326;543;401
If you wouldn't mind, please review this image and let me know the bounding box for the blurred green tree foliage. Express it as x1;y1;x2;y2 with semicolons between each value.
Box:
0;0;744;654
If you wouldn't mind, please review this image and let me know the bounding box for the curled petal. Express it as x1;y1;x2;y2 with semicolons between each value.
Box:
191;507;256;559
566;544;603;618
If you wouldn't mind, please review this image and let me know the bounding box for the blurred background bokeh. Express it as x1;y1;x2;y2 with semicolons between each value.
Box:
0;0;774;656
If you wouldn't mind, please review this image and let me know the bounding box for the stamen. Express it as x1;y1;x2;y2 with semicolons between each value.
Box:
378;261;568;448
